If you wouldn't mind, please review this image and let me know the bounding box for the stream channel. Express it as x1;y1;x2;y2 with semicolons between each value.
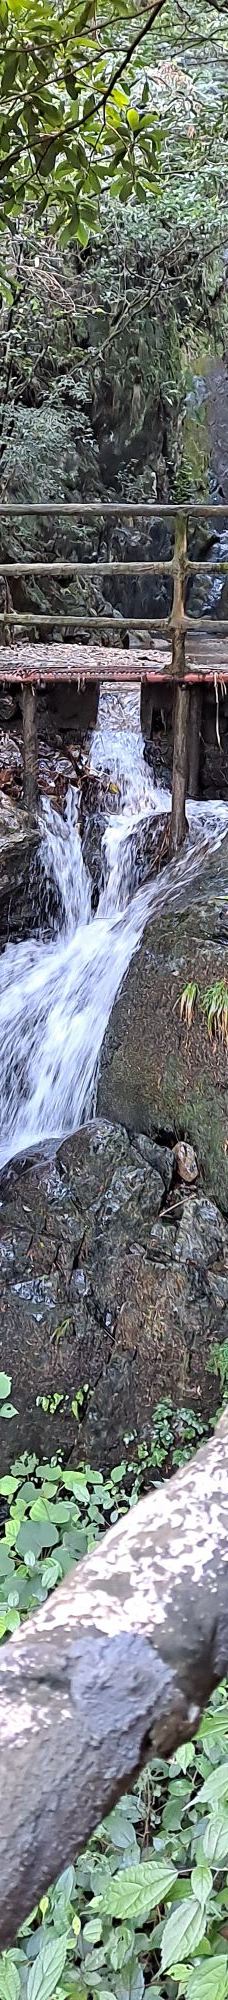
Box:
0;463;228;1469
0;685;227;1169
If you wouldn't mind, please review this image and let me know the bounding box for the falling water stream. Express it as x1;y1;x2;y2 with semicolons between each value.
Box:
0;686;227;1170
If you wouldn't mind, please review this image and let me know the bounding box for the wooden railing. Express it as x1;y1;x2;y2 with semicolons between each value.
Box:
0;501;227;845
0;503;228;673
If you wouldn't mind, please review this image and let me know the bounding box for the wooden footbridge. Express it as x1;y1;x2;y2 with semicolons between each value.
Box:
0;499;228;849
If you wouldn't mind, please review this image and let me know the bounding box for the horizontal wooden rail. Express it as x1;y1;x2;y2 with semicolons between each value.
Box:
0;559;228;577
2;617;228;636
0;501;228;516
0;559;174;576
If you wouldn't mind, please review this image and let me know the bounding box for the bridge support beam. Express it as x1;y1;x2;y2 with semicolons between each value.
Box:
170;683;190;855
22;684;37;815
188;685;203;798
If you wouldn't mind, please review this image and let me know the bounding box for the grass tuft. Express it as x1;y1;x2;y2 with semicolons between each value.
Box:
201;979;228;1050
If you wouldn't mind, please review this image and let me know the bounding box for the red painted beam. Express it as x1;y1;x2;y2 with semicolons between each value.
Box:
0;644;227;687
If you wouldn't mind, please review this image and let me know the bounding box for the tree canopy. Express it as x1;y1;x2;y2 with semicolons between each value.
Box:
0;0;228;246
0;0;166;245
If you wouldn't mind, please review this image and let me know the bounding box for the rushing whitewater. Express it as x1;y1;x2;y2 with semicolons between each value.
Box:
0;687;227;1168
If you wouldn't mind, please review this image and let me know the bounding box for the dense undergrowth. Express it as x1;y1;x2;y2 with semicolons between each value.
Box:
0;203;226;641
0;1399;228;2000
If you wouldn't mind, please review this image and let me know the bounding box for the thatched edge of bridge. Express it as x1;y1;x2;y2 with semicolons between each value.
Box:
0;640;228;683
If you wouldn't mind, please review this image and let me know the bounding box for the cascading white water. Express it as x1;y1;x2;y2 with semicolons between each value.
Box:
39;788;91;930
0;686;227;1169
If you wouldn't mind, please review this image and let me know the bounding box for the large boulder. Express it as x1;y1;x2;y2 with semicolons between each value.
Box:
98;837;228;1214
0;1119;227;1472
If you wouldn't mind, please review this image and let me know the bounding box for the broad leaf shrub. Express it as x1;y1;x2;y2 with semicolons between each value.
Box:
0;1402;227;2000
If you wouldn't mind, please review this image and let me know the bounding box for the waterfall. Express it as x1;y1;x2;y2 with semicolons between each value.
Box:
0;687;227;1169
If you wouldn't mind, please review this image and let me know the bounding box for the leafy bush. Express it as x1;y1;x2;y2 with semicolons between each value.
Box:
208;1341;228;1401
0;1403;226;2000
2;1682;228;2000
0;1399;206;1639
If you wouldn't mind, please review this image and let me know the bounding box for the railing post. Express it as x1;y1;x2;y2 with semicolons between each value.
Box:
171;512;187;676
22;684;37;815
170;683;190;855
170;512;189;854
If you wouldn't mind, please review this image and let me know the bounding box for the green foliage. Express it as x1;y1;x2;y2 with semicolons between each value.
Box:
124;1399;206;1478
0;0;227;240
0;0;164;239
0;1405;227;1999
36;1386;89;1417
208;1341;228;1399
0;1372;17;1419
0;1397;206;1638
0;210;224;635
2;1676;228;1998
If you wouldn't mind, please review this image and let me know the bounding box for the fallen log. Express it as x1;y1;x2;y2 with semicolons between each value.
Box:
0;1413;228;1947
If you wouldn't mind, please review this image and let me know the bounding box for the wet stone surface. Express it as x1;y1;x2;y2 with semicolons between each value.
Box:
0;1118;227;1472
99;836;228;1215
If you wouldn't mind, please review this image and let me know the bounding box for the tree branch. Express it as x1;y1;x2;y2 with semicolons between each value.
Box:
100;0;168;119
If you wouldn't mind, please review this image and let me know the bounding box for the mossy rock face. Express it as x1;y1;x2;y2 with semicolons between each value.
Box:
0;801;39;948
0;1119;227;1468
99;844;228;1214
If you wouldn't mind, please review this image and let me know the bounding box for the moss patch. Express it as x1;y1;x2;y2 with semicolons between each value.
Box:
99;876;228;1212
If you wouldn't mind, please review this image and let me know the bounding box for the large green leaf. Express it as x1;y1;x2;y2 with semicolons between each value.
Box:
109;1927;135;1971
199;1707;228;1744
96;1860;177;1922
16;1520;59;1558
105;1808;138;1850
30;1498;71;1524
27;1935;68;2000
203;1812;228;1864
0;1547;15;1576
187;1959;228;2000
0;1956;20;2000
191;1864;212;1908
196;1764;228;1808
161;1896;206;1971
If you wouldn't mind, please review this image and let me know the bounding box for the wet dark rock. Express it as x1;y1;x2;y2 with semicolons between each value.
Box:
80;775;167;910
0;792;75;945
141;666;228;806
110;814;167;905
148;1220;177;1260
45;682;99;738
99;839;228;1215
174;1196;226;1270
0;1116;227;1474
0;798;39;947
131;1132;174;1191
